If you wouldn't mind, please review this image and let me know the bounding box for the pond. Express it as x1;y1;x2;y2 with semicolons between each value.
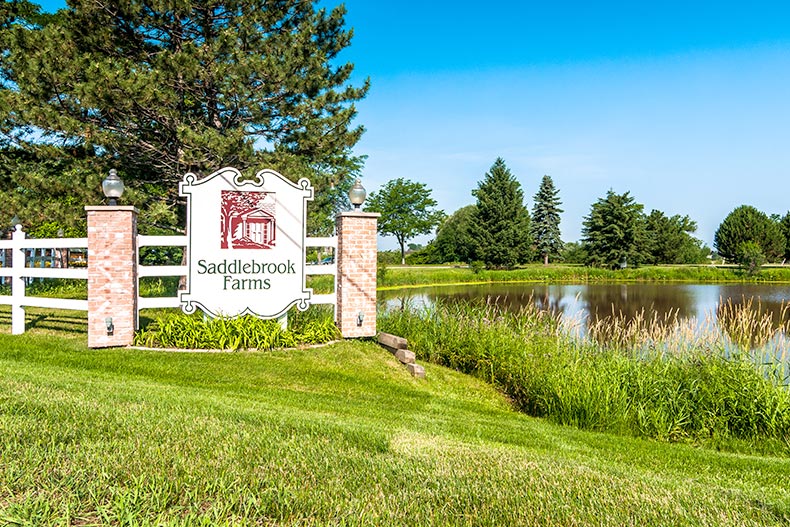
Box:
379;282;790;349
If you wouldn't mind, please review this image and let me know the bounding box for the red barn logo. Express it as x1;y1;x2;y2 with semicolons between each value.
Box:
220;190;276;249
180;166;313;319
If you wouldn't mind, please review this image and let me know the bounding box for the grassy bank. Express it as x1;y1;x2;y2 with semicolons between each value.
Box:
379;264;790;289
380;301;790;456
1;331;789;526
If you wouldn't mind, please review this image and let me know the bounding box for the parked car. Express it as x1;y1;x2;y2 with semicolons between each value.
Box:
320;256;334;265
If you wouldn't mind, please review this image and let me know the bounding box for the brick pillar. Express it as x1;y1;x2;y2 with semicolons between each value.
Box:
85;206;139;348
336;211;380;337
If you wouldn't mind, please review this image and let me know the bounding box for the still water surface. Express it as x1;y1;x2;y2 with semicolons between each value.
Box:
379;282;790;332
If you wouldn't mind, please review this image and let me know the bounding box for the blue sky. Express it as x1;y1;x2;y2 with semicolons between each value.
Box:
38;1;790;249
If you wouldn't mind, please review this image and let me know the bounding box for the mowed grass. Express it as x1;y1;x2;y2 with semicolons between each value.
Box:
1;327;790;525
379;264;790;289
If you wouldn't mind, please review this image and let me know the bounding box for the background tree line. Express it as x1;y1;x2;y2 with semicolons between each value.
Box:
373;158;790;272
3;2;786;272
369;158;557;270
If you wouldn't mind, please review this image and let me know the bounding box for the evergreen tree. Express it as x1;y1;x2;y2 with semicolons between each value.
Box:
714;205;785;263
582;190;648;269
471;158;532;269
736;240;766;275
0;0;367;234
365;178;445;265
0;147;100;235
530;175;563;265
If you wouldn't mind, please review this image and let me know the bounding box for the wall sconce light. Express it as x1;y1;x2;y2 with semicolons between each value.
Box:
357;311;364;327
105;317;114;335
348;179;366;210
102;169;125;206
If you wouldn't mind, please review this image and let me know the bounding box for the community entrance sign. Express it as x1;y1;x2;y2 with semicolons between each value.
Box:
3;165;378;347
179;167;314;319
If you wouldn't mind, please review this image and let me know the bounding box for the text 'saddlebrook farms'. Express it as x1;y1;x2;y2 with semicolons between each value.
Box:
196;258;297;290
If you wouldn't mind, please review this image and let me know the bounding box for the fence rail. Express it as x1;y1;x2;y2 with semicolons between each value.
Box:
136;234;188;310
16;268;88;280
0;226;89;334
305;236;337;307
135;234;339;310
137;235;188;278
1;228;339;334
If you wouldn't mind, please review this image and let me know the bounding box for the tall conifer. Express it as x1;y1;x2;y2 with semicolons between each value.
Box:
582;190;647;269
530;175;563;265
0;0;367;234
471;158;532;269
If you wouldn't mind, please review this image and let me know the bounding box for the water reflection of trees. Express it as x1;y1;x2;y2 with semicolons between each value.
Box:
382;284;697;328
574;284;695;347
379;284;573;318
430;284;570;318
532;285;568;315
582;284;695;323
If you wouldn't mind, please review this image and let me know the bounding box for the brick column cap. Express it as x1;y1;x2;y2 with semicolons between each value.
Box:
85;205;140;213
336;211;381;219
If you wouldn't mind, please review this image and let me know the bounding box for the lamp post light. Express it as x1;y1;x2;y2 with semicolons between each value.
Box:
348;179;366;210
102;169;125;206
7;215;20;240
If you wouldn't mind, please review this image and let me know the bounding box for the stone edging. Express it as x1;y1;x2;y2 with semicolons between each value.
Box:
376;332;426;378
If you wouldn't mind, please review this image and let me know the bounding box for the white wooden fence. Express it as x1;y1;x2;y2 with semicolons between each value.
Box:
136;235;337;307
0;225;89;334
0;227;338;335
303;236;338;307
136;235;189;309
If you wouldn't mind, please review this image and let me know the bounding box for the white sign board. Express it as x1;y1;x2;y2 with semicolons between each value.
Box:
179;167;313;319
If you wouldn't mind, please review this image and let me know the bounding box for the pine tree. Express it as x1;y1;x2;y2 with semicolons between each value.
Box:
471;158;532;269
0;147;100;235
0;0;367;234
582;190;648;269
530;175;563;265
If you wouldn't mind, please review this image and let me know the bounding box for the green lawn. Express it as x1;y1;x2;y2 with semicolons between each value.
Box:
378;263;790;289
1;328;789;525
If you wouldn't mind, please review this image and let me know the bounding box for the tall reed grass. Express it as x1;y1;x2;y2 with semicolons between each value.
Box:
717;296;790;350
379;299;790;454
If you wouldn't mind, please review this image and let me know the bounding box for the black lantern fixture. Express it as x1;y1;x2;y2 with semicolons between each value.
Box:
102;169;125;206
9;215;20;238
348;179;366;210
